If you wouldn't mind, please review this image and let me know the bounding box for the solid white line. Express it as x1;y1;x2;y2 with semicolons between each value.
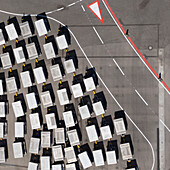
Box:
92;27;104;44
0;8;155;170
57;7;64;11
135;89;148;106
102;0;170;95
81;5;85;12
113;59;125;76
67;2;76;7
160;119;170;132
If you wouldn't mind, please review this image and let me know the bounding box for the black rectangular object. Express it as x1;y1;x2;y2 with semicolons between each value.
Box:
84;67;98;86
3;45;15;65
0;139;8;159
16;40;29;59
7;17;21;36
64;103;77;123
73;74;85;93
79;95;93;113
14;93;27;113
58;25;71;45
93;91;107;110
79;143;93;162
0;22;8;41
93;141;106;161
23;63;35;83
69;123;82;142
0;72;6;92
8;69;20;89
28;85;40;104
58;81;71;100
45;35;58;55
30;153;40;163
35;59;48;79
126;159;138;169
52;57;65;76
101;115;114;134
32;129;41;139
65;50;78;69
21;15;35;34
115;110;128;130
28;35;41;55
42;83;55;103
87;117;100;137
107;140;119;160
47;105;59;123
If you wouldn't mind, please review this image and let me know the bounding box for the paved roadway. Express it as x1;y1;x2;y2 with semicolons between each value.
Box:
0;0;170;170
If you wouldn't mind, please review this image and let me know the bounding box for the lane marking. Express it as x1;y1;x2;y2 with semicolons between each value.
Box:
67;2;76;7
92;26;104;44
0;8;155;170
135;89;148;106
112;59;125;76
81;5;85;12
160;119;170;132
102;0;170;95
57;7;64;11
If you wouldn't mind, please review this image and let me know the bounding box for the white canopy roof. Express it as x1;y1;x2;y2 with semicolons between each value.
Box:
13;47;26;64
57;88;69;106
64;59;75;74
28;162;38;170
12;101;24;118
0;29;5;45
6;77;17;93
106;150;117;165
26;92;38;110
45;113;57;130
20;71;32;88
63;111;75;128
0;102;5;118
84;77;96;92
120;143;132;160
93;101;105;116
55;128;65;144
20;21;32;39
100;125;112;140
43;42;55;59
66;163;76;170
50;64;62;81
56;35;68;50
5;23;18;40
86;125;98;142
0;123;4;138
13;142;23;158
35;19;48;37
15;122;24;138
78;105;91;120
41;156;50;170
40;91;53;108
52;164;63;170
113;118;126;135
0;53;12;69
78;151;92;169
52;145;64;162
67;129;80;146
93;149;105;167
126;168;136;170
0;147;5;163
71;84;83;98
29;137;40;154
0;80;3;95
33;67;46;84
41;131;51;148
26;43;38;60
29;113;41;130
64;147;77;163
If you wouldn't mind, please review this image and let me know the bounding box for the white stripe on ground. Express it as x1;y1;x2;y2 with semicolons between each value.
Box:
81;5;85;12
92;27;104;44
102;0;170;95
0;8;155;170
160;119;170;132
135;89;148;106
112;59;125;76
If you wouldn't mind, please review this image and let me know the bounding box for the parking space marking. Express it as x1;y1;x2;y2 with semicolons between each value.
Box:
92;26;104;44
112;59;125;76
81;5;85;12
135;89;148;106
160;119;170;132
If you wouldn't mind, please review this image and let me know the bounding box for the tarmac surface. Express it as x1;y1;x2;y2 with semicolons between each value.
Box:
0;0;170;170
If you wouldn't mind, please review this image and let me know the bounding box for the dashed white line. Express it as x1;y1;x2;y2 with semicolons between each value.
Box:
135;89;148;106
67;2;76;7
112;59;125;76
92;27;104;44
160;119;170;132
57;7;64;11
81;5;85;12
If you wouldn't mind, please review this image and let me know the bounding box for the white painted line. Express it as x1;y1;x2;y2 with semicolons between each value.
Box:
68;2;76;7
160;119;170;132
57;7;64;11
92;27;104;44
81;5;85;12
112;59;125;76
0;8;155;170
135;89;148;106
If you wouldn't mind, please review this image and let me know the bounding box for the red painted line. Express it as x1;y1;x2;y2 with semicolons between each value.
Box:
104;0;170;93
103;0;126;33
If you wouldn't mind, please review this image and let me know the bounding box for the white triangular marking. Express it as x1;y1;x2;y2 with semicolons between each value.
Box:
89;2;102;20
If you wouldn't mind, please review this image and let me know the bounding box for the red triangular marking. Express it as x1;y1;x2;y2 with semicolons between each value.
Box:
87;0;104;24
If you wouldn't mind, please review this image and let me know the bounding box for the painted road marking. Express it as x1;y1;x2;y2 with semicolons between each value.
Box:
92;27;104;44
112;59;125;76
135;89;148;106
81;5;85;12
